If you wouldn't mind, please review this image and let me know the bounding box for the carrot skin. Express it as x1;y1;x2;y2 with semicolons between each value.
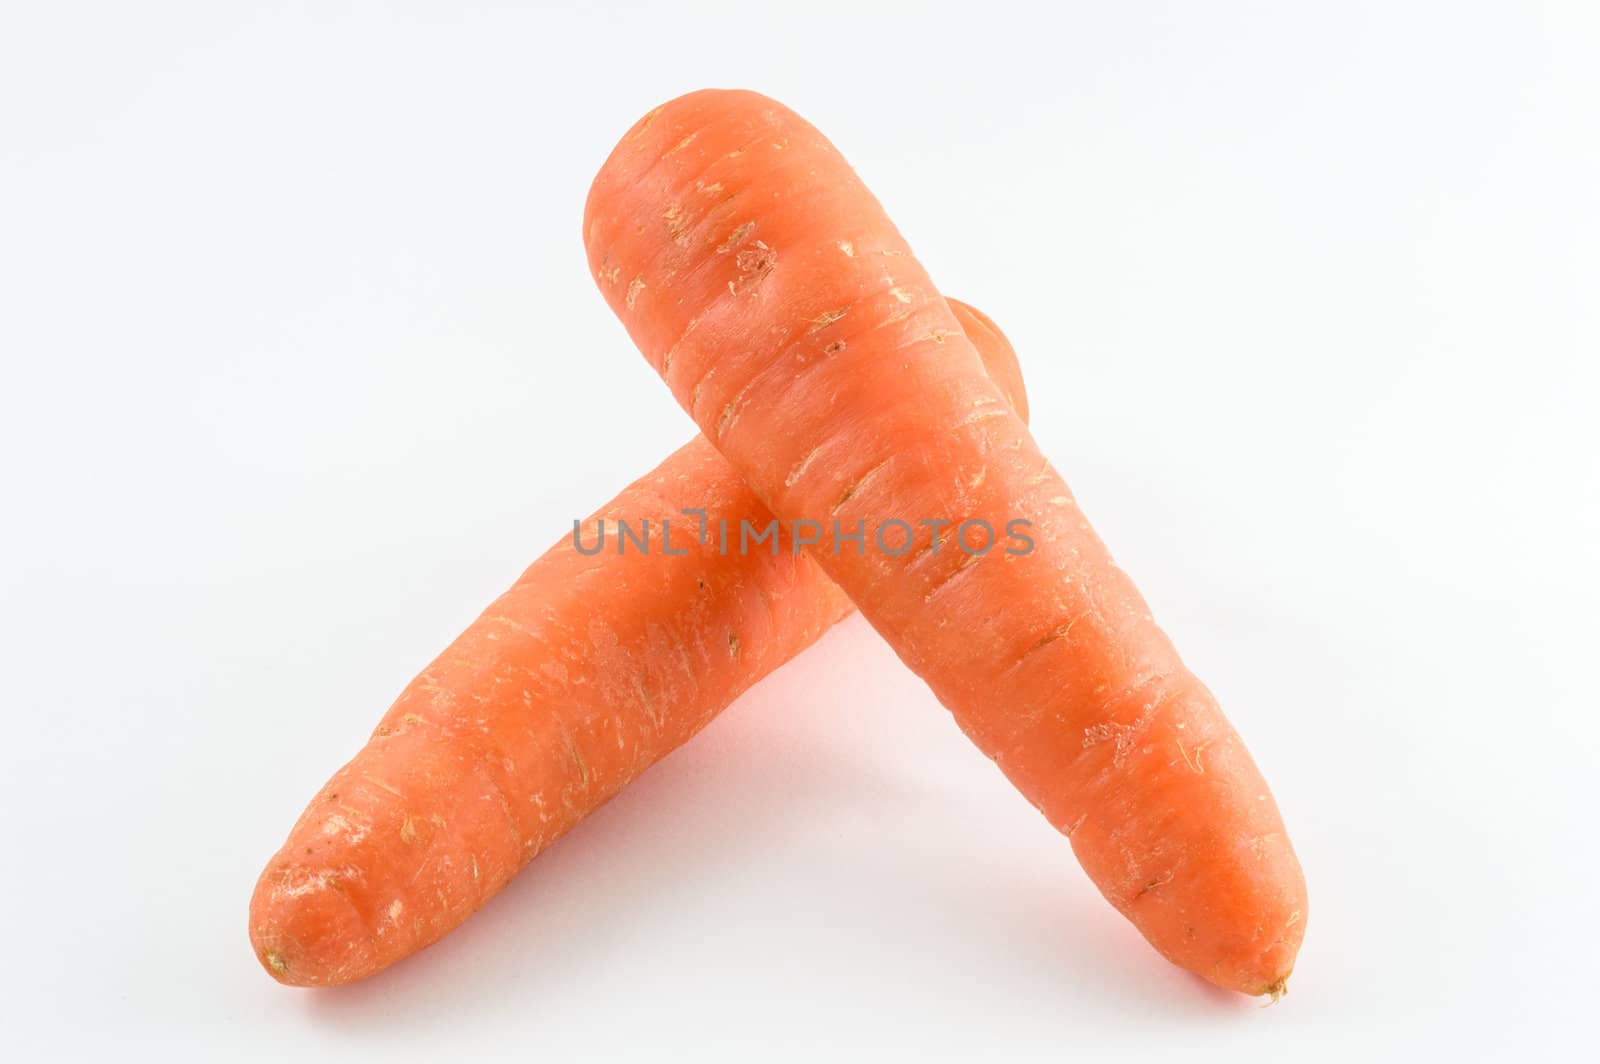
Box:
584;90;1306;996
249;301;1023;986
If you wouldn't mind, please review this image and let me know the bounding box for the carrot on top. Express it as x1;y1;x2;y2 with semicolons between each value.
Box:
584;89;1306;996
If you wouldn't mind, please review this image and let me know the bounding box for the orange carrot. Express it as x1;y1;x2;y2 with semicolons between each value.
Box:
249;300;1024;986
584;89;1306;996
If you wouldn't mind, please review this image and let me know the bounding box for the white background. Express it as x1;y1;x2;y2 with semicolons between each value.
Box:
3;1;1596;1059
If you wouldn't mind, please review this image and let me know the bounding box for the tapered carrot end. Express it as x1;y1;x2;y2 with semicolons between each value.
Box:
1200;898;1305;998
249;863;377;987
1063;681;1308;1000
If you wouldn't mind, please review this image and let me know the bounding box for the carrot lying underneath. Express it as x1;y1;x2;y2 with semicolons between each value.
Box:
584;89;1307;996
249;299;1025;986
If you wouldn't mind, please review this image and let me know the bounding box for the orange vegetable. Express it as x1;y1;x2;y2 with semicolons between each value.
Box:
584;89;1306;996
249;299;1025;986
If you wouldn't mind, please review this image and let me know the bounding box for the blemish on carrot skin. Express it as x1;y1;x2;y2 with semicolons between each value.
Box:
663;205;691;243
957;407;1009;428
785;444;826;487
568;739;589;787
1083;720;1140;766
264;951;288;974
823;340;846;355
833;457;893;511
626;276;646;310
717;221;754;253
399;816;418;844
837;240;854;257
808;307;848;333
732;242;777;295
922;550;984;603
888;286;913;303
1177;739;1211;774
1020;614;1084;658
728;632;741;659
664;131;699;156
635;676;664;727
1138;870;1175;896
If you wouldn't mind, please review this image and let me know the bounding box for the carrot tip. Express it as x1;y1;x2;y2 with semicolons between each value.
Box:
1259;977;1289;1005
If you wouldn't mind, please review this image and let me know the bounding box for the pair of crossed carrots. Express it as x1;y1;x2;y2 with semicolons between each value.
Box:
251;90;1306;998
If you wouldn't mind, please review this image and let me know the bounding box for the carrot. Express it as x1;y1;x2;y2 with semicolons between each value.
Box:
249;299;1025;986
584;89;1306;996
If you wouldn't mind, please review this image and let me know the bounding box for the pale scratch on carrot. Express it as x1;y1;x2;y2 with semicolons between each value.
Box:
809;307;848;333
716;222;753;254
664;130;699;157
1138;870;1175;897
1177;738;1211;774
